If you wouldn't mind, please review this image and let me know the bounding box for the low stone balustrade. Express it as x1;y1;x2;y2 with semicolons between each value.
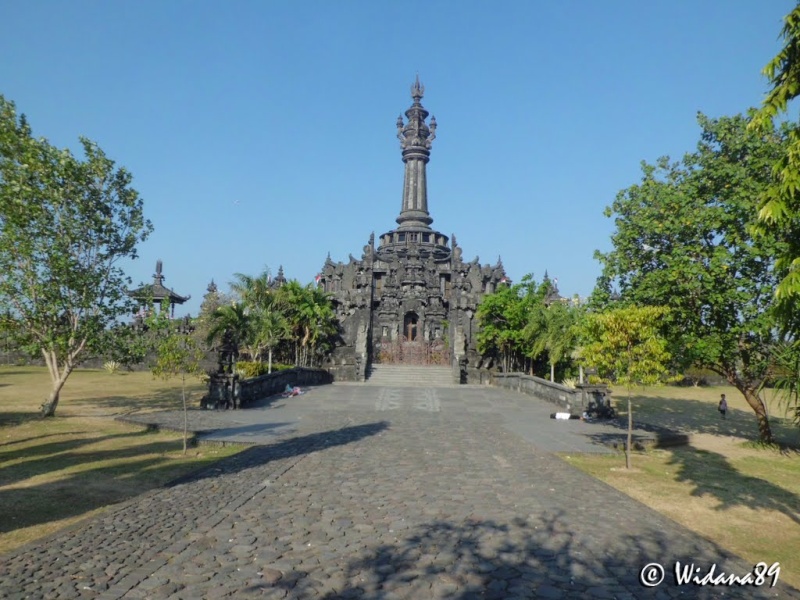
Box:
202;367;333;410
492;372;610;415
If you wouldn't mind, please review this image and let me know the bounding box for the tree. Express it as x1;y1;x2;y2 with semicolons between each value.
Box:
595;113;787;443
194;281;231;352
0;96;152;417
206;303;250;356
252;308;289;373
535;301;581;382
477;274;578;377
148;310;205;454
750;3;800;331
275;280;337;367
579;306;674;469
230;268;272;308
477;275;549;374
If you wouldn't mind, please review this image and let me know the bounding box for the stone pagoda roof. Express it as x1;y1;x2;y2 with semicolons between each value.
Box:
127;260;191;304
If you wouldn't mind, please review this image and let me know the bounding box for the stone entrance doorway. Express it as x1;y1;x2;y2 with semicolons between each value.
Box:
403;312;419;341
373;338;450;366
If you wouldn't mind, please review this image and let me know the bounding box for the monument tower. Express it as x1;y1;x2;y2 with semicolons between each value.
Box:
319;79;508;382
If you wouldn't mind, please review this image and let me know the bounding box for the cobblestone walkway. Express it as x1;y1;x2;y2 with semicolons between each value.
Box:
1;386;796;599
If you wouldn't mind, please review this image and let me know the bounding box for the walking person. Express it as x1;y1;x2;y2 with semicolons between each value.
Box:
718;394;728;419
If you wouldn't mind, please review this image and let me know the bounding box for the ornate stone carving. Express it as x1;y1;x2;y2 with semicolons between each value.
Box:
319;80;507;381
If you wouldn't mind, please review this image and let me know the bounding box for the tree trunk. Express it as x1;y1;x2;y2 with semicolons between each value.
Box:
550;362;555;382
268;348;273;374
728;373;774;443
741;384;773;443
626;392;633;469
41;352;73;418
181;375;188;455
41;386;62;418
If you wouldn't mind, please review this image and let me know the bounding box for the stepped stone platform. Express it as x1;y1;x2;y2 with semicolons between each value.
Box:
1;383;794;599
365;364;454;387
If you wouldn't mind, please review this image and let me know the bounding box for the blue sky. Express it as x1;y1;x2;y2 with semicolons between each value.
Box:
1;1;795;316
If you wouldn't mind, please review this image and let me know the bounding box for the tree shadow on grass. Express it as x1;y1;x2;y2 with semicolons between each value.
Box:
0;432;129;464
0;421;389;540
627;395;800;444
579;397;800;453
0;453;179;534
0;432;83;448
244;512;797;599
67;385;206;416
0;429;189;488
0;412;48;428
667;443;800;526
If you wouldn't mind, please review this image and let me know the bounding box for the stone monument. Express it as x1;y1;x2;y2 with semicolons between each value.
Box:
319;78;508;382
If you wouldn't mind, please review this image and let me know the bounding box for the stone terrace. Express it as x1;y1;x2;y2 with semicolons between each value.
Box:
0;384;794;599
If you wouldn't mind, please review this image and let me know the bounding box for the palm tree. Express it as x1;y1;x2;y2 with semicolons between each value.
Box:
252;309;289;373
274;280;306;365
206;303;251;357
230;268;272;308
275;280;337;367
542;302;580;382
305;285;337;367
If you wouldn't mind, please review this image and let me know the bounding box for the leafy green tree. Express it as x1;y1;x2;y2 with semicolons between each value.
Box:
206;303;251;356
579;306;674;469
194;281;231;352
750;3;800;330
595;113;787;443
230;268;272;308
0;96;152;417
304;285;337;367
534;301;581;382
252;309;289;373
275;280;337;367
477;278;534;373
148;310;205;454
477;274;578;377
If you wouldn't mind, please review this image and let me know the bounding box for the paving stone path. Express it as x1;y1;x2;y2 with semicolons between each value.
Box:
1;384;796;599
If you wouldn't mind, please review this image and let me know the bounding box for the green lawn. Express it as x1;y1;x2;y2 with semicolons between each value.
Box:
0;366;244;555
564;383;800;589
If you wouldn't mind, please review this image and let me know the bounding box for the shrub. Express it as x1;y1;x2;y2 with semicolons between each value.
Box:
103;360;120;374
235;361;270;378
234;361;297;379
561;377;577;389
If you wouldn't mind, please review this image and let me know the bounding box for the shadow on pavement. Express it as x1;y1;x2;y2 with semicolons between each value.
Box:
167;421;390;486
242;512;796;599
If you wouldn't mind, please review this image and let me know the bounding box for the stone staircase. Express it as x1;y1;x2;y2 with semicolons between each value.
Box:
365;364;455;387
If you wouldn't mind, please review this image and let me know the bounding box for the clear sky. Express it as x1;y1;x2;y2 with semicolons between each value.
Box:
1;1;795;316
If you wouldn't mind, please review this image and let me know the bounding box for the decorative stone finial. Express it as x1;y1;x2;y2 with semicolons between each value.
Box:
411;74;424;103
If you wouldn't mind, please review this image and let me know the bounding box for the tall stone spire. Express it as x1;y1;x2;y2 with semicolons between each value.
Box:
395;76;437;231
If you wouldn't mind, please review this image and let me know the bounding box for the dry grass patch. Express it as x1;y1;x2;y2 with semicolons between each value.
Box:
564;384;800;590
0;366;243;555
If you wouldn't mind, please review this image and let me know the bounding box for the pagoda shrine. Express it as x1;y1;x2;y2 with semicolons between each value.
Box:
319;78;508;383
127;260;191;318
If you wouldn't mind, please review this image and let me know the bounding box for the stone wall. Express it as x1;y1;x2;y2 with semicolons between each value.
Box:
202;367;333;410
492;373;610;414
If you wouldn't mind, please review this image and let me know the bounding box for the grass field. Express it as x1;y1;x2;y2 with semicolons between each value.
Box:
563;384;800;589
0;366;243;555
